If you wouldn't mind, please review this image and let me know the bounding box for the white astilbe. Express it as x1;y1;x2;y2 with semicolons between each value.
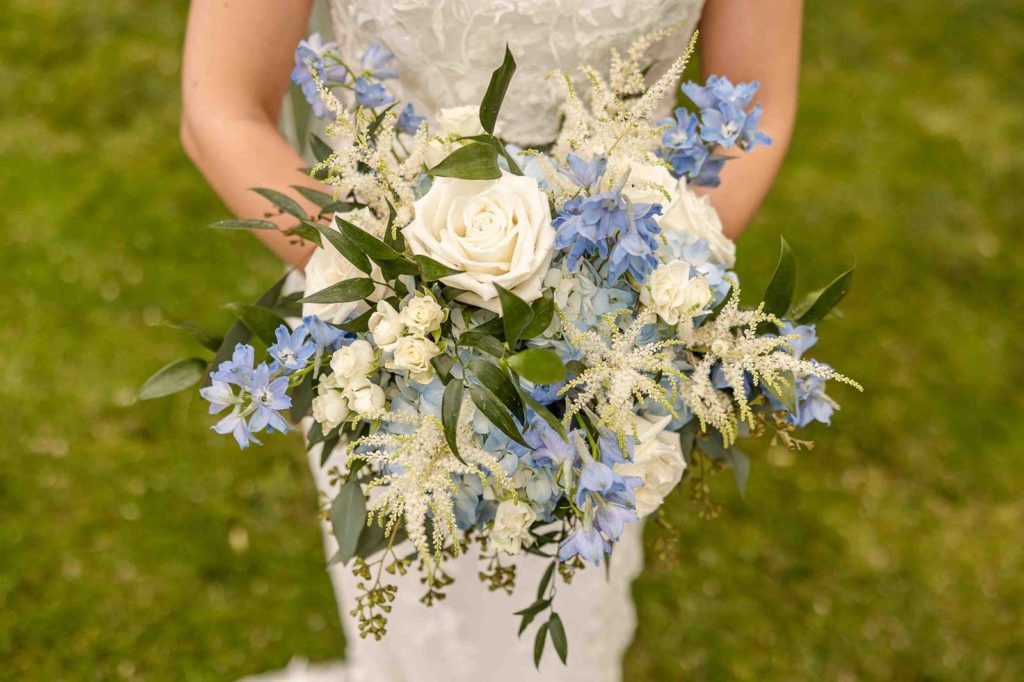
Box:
678;287;862;445
308;68;429;232
550;29;699;172
348;406;510;572
558;309;683;446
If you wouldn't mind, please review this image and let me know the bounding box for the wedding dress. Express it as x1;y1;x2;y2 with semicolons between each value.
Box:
247;2;705;680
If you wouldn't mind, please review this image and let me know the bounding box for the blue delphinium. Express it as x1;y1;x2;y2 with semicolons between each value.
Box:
354;76;394;108
396;103;426;135
658;109;709;178
290;34;346;120
558;521;609;565
211;406;262;449
211;344;256;388
360;43;398;80
247;364;293;434
268;324;316;374
560;153;608;192
792;373;838;427
607;200;662;283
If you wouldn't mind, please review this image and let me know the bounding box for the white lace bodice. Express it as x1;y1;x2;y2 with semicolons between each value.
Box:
328;0;706;145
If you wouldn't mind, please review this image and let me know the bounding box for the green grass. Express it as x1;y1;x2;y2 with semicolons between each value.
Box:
1;1;1022;679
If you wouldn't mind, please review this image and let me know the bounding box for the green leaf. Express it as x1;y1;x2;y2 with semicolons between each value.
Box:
521;292;554;339
479;45;517;134
368;102;398;139
725;447;750;497
330;480;368;566
469;384;527;447
495;285;534;347
470;315;505;339
432;354;455;383
207;218;278;230
377;256;420;281
310;134;333;163
514;598;551;618
766;371;797;413
285;222;323;247
428;143;502;180
163;320;222;352
469;359;525;423
548;613;568;664
507;348;566;386
308;221;372;274
226;303;287;346
301;278;375;304
677;420;698;467
519;612;538;637
533;622;549;669
520;392;567;439
442;380;466;464
337;216;403;262
762;236;797;318
537;562;556;600
339;308;374;333
139;357;207;400
796;267;855;324
290;185;335;209
413;255;462;281
290;372;314;422
251;187;307;220
457;330;504;358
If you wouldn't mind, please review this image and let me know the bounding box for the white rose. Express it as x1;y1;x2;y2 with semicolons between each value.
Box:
425;105;486;167
406;171;554;312
368;300;405;352
329;339;375;384
640;261;713;325
302;211;387;323
400;294;445;335
618;161;679;208
386;334;441;384
311;388;350;433
344;376;386;415
614;414;687;517
660;181;736;267
491;499;537;555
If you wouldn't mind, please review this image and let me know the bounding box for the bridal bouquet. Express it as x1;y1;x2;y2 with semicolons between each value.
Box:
142;28;859;665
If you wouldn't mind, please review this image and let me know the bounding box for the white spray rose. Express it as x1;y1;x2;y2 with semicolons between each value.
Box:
329;339;375;384
344;376;386;416
311;388;350;433
640;261;713;325
618;161;680;208
405;171;554;312
302;211;387;323
425;105;487;167
400;294;445;335
660;181;736;267
491;500;537;555
386;335;441;384
368;300;405;352
614;414;687;517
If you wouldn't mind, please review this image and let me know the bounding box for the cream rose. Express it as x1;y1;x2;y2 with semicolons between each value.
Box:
491;500;537;555
329;339;375;384
405;172;554;312
400;294;445;335
425;105;487;167
660;181;736;267
614;415;687;517
368;301;405;352
302;210;386;323
640;261;713;325
386;334;441;383
311;387;350;433
344;376;386;415
618;161;680;208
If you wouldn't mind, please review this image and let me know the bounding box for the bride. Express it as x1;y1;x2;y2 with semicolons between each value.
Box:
180;1;802;679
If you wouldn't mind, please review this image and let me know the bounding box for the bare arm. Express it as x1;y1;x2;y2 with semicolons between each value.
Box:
181;0;320;268
697;0;803;239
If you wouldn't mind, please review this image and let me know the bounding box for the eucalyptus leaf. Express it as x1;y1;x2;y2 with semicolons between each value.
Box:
377;256;420;281
428;143;502;180
514;598;551;618
507;348;566;386
301;278;375;304
413;255;463;281
138;357;207;400
479;45;517;135
796;267;855;324
251;187;307;220
469;359;525;423
442;380;466;464
208;218;278;230
763;236;797;318
226;303;287;346
724;446;750;497
469;384;527;447
330;480;368;566
495;285;534;347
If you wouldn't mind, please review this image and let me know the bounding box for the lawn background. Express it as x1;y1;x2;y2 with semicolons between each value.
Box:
1;1;1022;679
